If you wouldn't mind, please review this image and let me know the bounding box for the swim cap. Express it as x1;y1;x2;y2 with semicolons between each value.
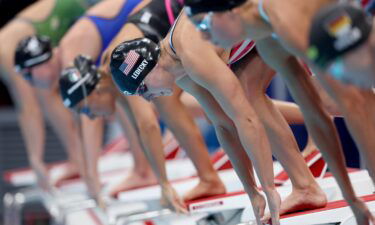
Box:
110;38;160;95
14;35;52;78
59;55;101;108
307;3;373;68
184;0;246;16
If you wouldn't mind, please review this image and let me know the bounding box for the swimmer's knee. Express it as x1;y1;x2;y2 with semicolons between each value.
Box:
137;118;160;135
154;97;177;112
211;115;236;133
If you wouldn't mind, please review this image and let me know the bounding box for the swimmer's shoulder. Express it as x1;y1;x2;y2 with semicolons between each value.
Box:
17;0;55;22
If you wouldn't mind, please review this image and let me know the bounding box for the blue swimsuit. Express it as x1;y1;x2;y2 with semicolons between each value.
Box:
85;0;142;64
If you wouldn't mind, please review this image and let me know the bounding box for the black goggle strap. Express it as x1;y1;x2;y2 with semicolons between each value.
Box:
74;55;97;109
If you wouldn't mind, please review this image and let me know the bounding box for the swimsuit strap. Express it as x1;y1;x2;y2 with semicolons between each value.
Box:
168;12;182;55
258;0;270;23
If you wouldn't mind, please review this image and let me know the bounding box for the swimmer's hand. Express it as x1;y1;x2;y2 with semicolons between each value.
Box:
349;197;375;225
85;175;106;211
32;161;54;193
94;194;107;213
160;184;188;214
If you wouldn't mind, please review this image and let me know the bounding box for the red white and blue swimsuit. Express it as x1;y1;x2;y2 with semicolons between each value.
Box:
168;11;256;65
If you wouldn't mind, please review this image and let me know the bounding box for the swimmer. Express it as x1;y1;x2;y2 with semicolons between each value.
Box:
108;10;332;224
0;0;100;192
23;0;225;212
182;0;375;223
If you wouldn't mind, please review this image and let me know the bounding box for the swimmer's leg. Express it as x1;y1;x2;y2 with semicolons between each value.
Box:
316;74;375;185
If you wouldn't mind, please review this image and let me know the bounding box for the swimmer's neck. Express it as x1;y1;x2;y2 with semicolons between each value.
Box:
159;40;186;81
232;0;275;41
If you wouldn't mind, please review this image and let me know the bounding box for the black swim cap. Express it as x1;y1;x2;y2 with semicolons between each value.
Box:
15;35;52;78
307;3;373;68
59;55;101;108
110;38;160;95
184;0;246;16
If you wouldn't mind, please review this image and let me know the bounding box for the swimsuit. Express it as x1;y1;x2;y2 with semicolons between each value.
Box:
228;40;256;65
85;0;142;64
128;0;184;43
169;10;256;65
17;0;100;46
168;12;182;55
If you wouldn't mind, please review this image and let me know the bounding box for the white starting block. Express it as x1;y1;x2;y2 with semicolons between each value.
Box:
115;169;373;225
63;150;335;225
2;135;183;225
278;194;375;225
2;136;231;225
116;149;325;204
4;134;183;187
189;169;370;214
7;145;373;225
112;150;373;225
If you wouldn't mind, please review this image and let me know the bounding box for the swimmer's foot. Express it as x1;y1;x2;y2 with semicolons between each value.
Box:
183;178;226;202
109;171;158;198
54;165;80;187
301;135;318;158
262;184;327;223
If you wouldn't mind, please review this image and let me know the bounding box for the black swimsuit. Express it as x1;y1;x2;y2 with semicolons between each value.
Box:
127;0;183;43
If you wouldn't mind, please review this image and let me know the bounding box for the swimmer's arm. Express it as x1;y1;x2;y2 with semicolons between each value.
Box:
180;46;252;122
256;37;358;202
79;116;104;207
116;96;186;212
117;97;168;185
180;46;276;192
28;154;51;191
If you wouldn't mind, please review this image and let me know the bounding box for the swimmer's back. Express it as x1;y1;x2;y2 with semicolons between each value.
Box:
17;0;101;46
